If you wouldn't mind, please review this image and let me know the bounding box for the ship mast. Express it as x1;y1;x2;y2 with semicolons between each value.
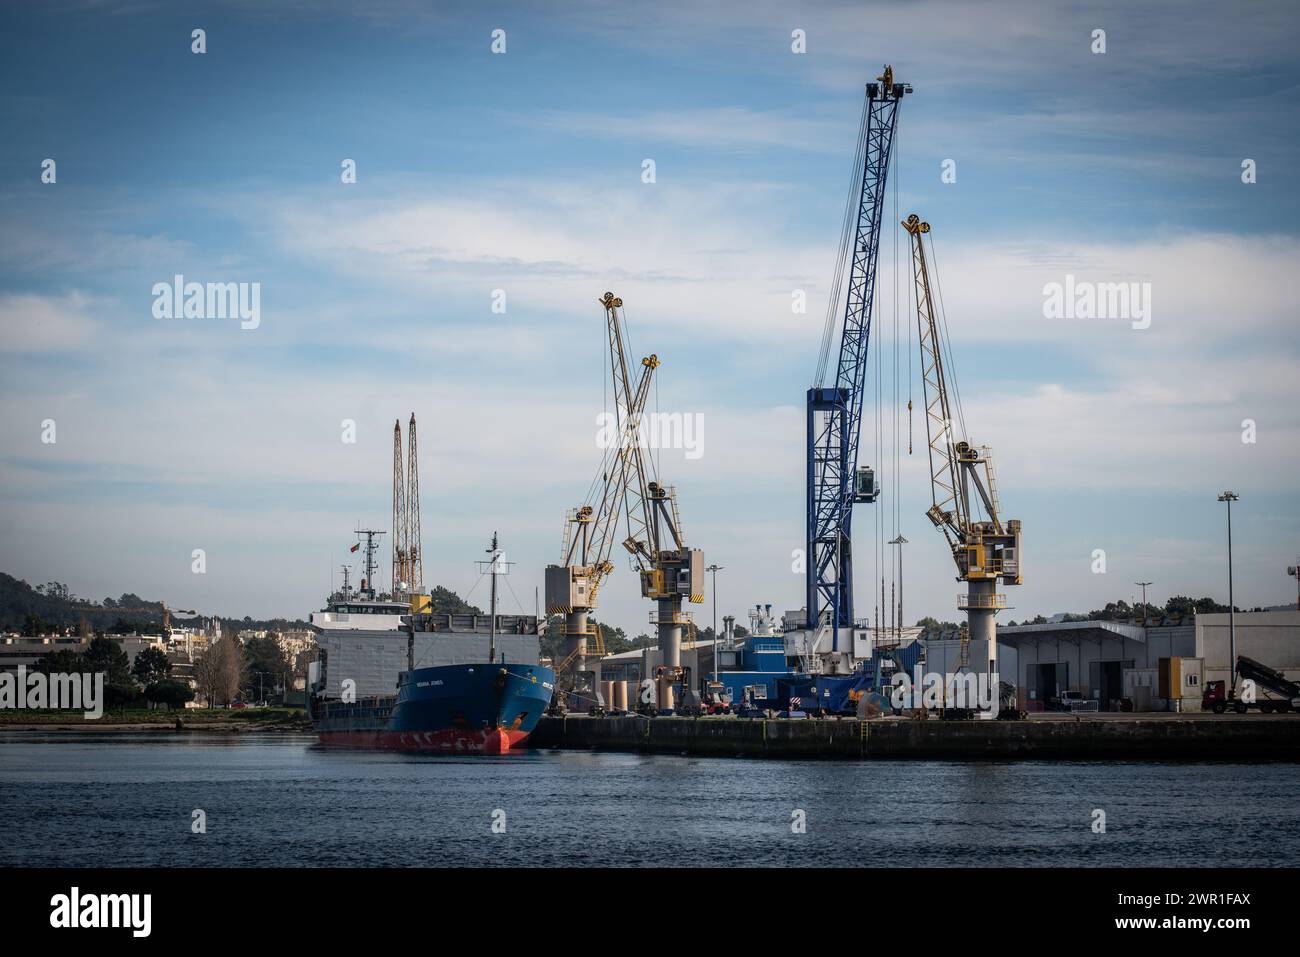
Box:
478;532;513;665
354;527;386;597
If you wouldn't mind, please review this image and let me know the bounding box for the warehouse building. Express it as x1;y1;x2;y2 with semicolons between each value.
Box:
997;610;1299;711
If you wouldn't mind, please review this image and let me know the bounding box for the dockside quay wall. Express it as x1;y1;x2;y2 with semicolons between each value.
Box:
529;715;1300;760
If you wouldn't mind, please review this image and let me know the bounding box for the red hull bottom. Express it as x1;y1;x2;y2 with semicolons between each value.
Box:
317;727;530;754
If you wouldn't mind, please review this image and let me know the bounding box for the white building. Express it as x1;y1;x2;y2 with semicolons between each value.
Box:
997;610;1300;711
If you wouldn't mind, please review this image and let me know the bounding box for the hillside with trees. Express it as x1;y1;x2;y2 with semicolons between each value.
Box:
1004;595;1239;627
0;573;310;635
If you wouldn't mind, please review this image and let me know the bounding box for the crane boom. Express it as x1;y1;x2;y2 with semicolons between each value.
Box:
545;292;659;708
806;66;909;667
601;291;657;570
906;214;961;545
571;356;660;602
904;212;1022;708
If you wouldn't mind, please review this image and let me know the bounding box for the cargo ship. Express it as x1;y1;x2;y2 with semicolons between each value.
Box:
307;532;555;754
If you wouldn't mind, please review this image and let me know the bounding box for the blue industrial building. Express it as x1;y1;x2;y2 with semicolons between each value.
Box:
712;630;789;706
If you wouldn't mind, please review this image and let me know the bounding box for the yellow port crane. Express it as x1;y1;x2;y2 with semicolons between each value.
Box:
903;213;1022;708
545;292;660;710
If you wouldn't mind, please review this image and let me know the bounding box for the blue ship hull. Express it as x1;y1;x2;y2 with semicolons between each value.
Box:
312;662;556;754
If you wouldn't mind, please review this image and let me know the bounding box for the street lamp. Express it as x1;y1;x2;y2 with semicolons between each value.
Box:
1218;491;1239;695
706;563;724;682
1135;581;1152;625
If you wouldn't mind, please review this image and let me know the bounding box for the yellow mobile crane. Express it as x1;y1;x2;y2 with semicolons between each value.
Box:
545;292;660;711
904;214;1022;714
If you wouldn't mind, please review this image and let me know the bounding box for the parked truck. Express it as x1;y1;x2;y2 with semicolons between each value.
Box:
1049;689;1100;714
1202;654;1300;714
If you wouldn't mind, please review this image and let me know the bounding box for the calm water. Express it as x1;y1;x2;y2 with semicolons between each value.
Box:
2;732;1297;867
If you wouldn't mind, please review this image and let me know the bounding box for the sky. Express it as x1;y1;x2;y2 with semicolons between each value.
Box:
1;0;1298;635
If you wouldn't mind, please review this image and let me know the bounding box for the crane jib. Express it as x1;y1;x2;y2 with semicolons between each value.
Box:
806;74;908;649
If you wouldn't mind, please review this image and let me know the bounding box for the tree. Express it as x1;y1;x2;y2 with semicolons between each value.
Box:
427;585;482;615
1080;600;1128;621
540;615;565;662
83;637;132;685
593;621;631;654
1144;595;1224;619
194;636;244;707
103;683;142;710
217;636;246;704
21;613;50;636
132;646;171;686
193;647;222;708
144;680;195;710
243;635;290;700
32;649;86;675
539;617;638;660
223;620;243;645
78;637;136;710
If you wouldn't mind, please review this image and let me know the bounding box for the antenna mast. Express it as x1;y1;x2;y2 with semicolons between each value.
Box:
354;527;386;596
478;532;513;665
407;413;423;591
392;419;407;594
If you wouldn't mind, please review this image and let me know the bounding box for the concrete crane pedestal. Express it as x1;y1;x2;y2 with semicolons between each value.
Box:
655;596;683;712
960;580;1002;718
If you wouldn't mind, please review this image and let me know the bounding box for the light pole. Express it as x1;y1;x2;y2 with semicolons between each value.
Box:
706;563;724;681
1135;581;1152;625
1218;491;1239;695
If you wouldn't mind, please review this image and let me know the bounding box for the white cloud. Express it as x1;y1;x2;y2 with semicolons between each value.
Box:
0;292;98;353
928;232;1300;348
514;107;844;152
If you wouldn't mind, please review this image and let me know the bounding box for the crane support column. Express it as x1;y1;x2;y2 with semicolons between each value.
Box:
564;608;593;701
965;579;998;681
656;598;682;711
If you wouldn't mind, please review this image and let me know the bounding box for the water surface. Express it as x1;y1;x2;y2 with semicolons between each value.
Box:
2;733;1295;867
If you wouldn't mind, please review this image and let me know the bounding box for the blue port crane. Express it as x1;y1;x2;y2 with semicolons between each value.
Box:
806;66;909;663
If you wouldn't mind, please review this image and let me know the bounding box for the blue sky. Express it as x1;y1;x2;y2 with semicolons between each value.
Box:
2;0;1298;632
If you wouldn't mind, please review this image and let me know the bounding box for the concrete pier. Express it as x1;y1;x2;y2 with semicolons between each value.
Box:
530;714;1300;760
